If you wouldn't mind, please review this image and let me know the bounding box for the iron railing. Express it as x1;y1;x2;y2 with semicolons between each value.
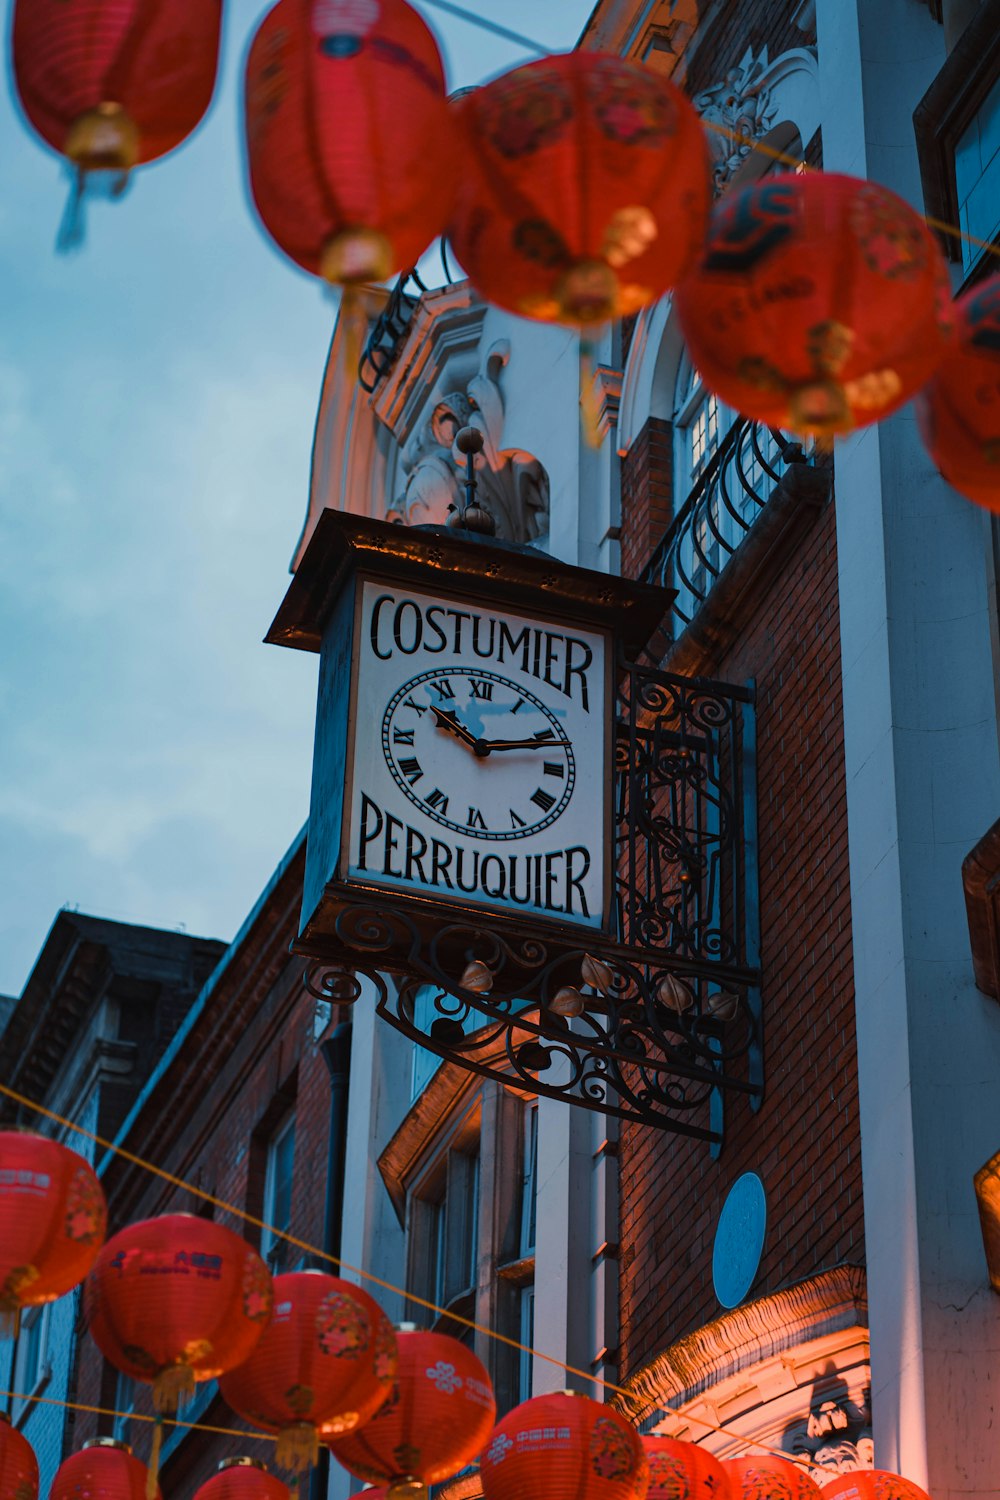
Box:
641;418;810;627
358;243;457;393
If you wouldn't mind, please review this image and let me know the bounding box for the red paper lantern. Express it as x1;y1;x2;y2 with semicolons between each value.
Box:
244;0;453;287
11;2;222;196
220;1271;398;1472
84;1213;273;1413
0;1413;39;1500
448;53;711;328
722;1456;822;1500
917;273;1000;512
0;1131;106;1331
821;1472;930;1500
643;1435;730;1500
328;1328;496;1490
674;172;953;439
51;1440;159;1500
480;1391;648;1500
194;1458;291;1500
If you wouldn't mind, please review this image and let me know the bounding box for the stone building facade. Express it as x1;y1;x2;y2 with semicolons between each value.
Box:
2;2;999;1500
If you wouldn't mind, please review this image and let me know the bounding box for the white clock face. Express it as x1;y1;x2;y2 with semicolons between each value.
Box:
381;667;577;841
344;579;609;929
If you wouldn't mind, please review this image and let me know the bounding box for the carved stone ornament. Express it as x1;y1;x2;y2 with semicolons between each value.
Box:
385;340;550;544
693;47;779;192
615;1266;872;1479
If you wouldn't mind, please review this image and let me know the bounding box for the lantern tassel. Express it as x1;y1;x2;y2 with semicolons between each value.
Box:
146;1414;163;1500
152;1362;196;1413
56;168;87;254
579;336;603;450
275;1422;319;1473
0;1304;21;1369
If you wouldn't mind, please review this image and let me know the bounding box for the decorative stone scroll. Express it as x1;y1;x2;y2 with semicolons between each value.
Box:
386;339;550;544
693;47;779;192
614;1266;873;1482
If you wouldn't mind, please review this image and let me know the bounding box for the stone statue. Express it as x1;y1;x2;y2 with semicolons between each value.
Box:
386;341;550;544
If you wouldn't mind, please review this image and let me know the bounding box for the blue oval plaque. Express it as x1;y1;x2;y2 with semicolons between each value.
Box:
712;1172;766;1309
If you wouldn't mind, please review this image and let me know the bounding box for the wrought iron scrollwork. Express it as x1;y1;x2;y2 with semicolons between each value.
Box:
300;659;761;1138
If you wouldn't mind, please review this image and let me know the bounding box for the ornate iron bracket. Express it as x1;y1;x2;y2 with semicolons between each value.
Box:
301;656;761;1139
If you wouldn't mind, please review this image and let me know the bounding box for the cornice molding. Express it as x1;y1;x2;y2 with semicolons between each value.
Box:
616;1264;868;1427
376;1017;539;1220
371;282;487;449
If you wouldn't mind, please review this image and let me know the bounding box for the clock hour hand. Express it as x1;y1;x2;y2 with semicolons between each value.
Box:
429;703;478;748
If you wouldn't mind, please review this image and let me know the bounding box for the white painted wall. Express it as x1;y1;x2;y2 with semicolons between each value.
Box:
816;3;1000;1494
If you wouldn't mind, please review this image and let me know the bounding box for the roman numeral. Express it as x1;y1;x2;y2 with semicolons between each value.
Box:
543;761;565;779
467;807;487;830
425;788;450;815
402;696;426;716
428;678;455;700
532;728;555;741
510;697;526;715
398;757;423;785
393;728;415;745
530;787;556;813
469;678;494;701
510;808;526;829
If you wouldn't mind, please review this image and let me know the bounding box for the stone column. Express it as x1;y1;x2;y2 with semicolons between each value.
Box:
815;3;1000;1496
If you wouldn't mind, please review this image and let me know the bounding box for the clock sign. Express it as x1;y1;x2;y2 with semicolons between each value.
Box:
265;512;671;958
345;581;608;927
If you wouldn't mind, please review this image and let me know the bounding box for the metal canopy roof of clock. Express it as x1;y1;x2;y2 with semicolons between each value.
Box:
265;510;674;659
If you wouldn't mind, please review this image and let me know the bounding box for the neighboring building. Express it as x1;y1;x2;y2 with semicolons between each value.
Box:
3;2;999;1500
0;913;225;1494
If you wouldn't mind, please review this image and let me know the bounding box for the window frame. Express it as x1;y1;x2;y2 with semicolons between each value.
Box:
12;1303;51;1425
260;1109;296;1273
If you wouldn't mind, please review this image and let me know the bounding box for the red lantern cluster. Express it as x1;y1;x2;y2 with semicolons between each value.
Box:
85;1213;273;1412
193;1459;291;1500
674;172;953;440
917;273;1000;512
479;1391;648;1500
244;0;453;288
449;53;710;329
643;1435;730;1500
329;1328;496;1490
51;1440;159;1500
221;1271;398;1471
11;1;222;206
0;1131;106;1332
0;1414;38;1500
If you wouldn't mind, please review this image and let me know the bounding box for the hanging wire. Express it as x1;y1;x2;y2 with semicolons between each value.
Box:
0;1387;267;1443
1;1078;834;1466
417;0;549;57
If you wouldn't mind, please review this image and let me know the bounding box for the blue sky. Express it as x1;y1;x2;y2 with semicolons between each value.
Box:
0;0;596;994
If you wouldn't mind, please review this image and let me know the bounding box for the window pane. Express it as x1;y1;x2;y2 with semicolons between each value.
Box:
262;1113;296;1270
518;1286;535;1402
520;1105;538;1257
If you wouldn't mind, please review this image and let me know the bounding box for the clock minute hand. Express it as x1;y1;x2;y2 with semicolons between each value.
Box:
482;735;572;752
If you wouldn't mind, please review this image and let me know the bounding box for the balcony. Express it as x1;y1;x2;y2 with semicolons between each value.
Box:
640;416;832;677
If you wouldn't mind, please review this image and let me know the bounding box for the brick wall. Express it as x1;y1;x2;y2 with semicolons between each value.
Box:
684;1;811;97
617;467;863;1374
67;839;344;1490
620;417;673;579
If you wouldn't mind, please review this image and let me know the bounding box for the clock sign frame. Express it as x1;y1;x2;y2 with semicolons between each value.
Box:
266;512;670;958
